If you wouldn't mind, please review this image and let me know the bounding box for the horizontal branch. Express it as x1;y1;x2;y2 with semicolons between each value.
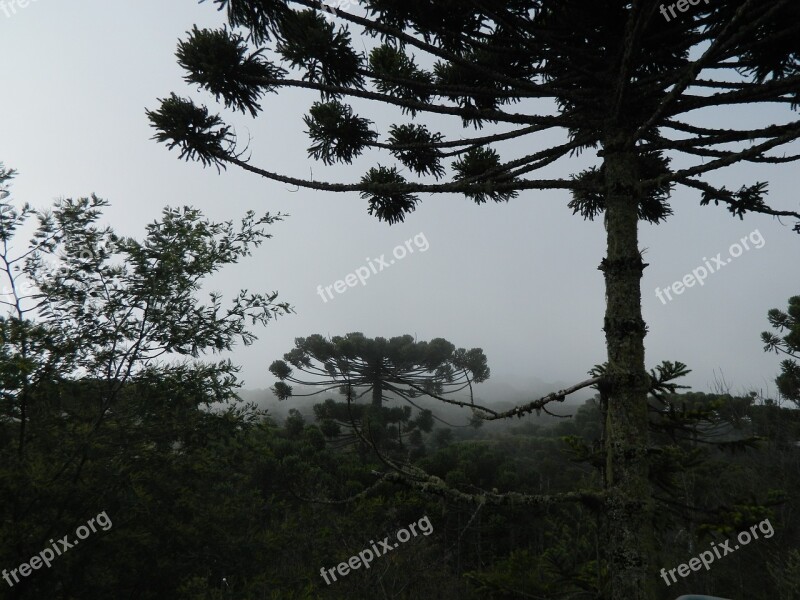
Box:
376;469;605;508
645;121;800;152
393;379;499;417
249;76;557;125
677;177;800;221
645;123;800;186
371;124;552;152
218;152;582;195
672;73;800;114
677;145;800;164
481;376;602;420
395;376;602;422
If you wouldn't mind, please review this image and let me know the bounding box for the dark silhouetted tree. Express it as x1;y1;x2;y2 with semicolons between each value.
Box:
149;3;800;597
762;295;800;407
270;332;488;449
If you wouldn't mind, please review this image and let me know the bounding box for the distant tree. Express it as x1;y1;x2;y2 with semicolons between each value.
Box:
270;332;488;450
762;295;800;407
313;397;433;455
149;2;800;597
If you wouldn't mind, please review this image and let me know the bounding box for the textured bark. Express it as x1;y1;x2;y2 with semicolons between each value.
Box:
601;135;655;600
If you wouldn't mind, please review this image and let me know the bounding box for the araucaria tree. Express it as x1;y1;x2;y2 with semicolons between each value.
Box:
148;1;800;598
270;332;489;450
763;295;800;407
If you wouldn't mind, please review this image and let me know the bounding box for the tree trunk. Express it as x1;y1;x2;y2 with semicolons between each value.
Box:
371;356;383;408
601;135;655;600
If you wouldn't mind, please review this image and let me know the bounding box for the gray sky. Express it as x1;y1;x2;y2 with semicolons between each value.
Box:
1;1;798;403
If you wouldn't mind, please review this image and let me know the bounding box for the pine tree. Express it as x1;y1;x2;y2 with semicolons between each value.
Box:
148;2;800;597
762;295;800;406
270;332;487;451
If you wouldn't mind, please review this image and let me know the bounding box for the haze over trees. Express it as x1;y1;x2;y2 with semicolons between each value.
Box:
1;165;799;597
147;1;800;598
269;332;489;451
0;165;293;598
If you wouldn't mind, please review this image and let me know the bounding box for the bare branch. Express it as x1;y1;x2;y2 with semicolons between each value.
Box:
481;376;602;420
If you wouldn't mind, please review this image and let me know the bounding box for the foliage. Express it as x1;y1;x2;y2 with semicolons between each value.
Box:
762;295;800;406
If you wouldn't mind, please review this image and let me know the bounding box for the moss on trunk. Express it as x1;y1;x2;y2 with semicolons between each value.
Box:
601;136;656;600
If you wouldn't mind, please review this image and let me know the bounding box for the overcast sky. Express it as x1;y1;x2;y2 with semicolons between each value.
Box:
1;1;798;403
